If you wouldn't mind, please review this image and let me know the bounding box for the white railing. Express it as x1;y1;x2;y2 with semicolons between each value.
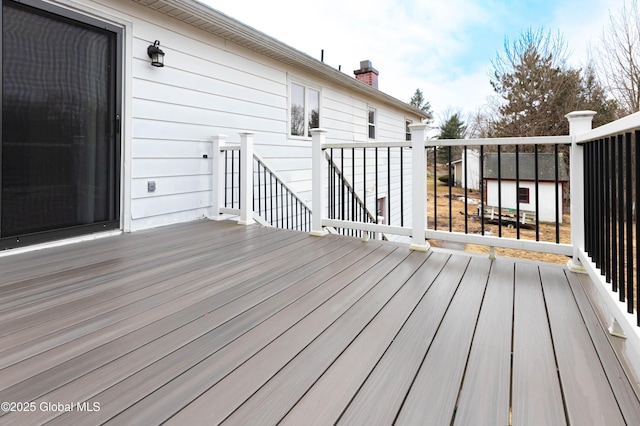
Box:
570;111;640;345
209;113;640;341
210;132;312;231
310;126;577;258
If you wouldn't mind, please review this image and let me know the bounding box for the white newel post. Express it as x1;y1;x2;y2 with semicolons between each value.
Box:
409;124;430;251
566;110;596;272
238;132;255;226
210;134;227;220
310;129;328;236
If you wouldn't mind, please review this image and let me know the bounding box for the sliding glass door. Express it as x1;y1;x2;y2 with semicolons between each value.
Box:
1;0;121;248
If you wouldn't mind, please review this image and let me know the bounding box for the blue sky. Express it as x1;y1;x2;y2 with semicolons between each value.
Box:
203;0;622;122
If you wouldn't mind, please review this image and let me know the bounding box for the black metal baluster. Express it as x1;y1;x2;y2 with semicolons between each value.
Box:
480;145;485;235
617;135;627;302
375;147;379;225
626;132;634;313
498;145;502;238
604;138;611;283
534;145;540;240
554;144;560;244
341;149;345;222
400;147;404;227
224;151;229;207
515;145;521;239
585;143;592;256
635;130;640;325
464;146;468;234
352;148;356;226
611;136;618;292
388;147;391;226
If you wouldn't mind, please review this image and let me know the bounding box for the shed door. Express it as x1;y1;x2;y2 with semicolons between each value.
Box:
1;0;121;249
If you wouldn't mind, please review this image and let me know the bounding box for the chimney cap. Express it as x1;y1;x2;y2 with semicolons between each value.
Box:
354;59;379;76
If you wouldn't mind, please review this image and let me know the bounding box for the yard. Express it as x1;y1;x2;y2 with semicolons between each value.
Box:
426;175;572;265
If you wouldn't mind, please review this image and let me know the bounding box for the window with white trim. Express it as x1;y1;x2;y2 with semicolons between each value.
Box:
290;82;320;137
405;119;412;141
368;107;376;139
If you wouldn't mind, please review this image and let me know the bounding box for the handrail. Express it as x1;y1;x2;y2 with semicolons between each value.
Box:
576;110;640;143
315;132;570;252
253;152;312;232
427;135;572;147
324;150;378;225
253;151;311;212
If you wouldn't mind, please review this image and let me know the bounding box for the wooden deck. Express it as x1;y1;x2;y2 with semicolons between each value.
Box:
0;219;639;425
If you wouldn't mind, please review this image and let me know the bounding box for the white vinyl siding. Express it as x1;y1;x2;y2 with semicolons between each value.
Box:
55;0;422;233
485;180;564;223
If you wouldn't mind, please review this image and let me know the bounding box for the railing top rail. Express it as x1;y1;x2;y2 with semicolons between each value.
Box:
220;145;241;151
322;135;573;150
323;141;412;149
575;111;640;143
427;135;572;147
253;151;312;210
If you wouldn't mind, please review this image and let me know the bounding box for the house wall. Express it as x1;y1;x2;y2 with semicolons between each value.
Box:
461;149;480;191
51;0;420;233
485;180;564;223
451;149;480;191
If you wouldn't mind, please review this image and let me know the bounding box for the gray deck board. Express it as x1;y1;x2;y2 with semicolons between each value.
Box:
0;220;636;425
0;229;308;344
566;272;640;424
337;254;471;425
395;256;490;425
231;251;437;425
452;258;514;425
23;239;381;425
511;263;566;425
540;266;626;425
0;233;354;397
137;246;411;425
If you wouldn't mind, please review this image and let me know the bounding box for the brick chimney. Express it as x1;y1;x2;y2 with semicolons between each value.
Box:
354;60;379;89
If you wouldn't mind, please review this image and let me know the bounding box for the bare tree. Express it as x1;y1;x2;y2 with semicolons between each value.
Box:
594;0;640;114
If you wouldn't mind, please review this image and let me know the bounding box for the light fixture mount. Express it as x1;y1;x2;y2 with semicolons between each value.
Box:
147;40;165;67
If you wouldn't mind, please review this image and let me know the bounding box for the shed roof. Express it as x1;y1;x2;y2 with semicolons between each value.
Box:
131;0;429;120
483;152;569;181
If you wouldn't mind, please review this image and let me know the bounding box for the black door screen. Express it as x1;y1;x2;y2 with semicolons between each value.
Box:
1;0;121;248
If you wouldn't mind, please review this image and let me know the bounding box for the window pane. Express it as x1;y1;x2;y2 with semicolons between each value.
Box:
368;109;376;139
308;89;319;137
518;187;529;203
406;120;412;141
291;83;305;136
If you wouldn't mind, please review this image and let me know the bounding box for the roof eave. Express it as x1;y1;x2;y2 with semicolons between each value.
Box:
130;0;429;119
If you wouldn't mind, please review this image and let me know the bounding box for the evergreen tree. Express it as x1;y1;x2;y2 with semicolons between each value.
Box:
437;113;466;163
490;28;617;137
409;88;433;123
438;113;467;139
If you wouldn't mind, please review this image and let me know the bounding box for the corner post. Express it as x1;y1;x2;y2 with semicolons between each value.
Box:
238;132;255;226
210;134;227;220
310;129;329;236
409;123;430;251
566;110;596;272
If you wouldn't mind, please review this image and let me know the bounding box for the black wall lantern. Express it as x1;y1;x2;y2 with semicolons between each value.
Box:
147;40;165;67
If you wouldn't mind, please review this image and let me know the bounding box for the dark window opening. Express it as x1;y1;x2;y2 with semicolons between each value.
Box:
1;0;121;248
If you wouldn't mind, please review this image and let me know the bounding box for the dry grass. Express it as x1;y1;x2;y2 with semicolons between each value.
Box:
426;175;571;265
